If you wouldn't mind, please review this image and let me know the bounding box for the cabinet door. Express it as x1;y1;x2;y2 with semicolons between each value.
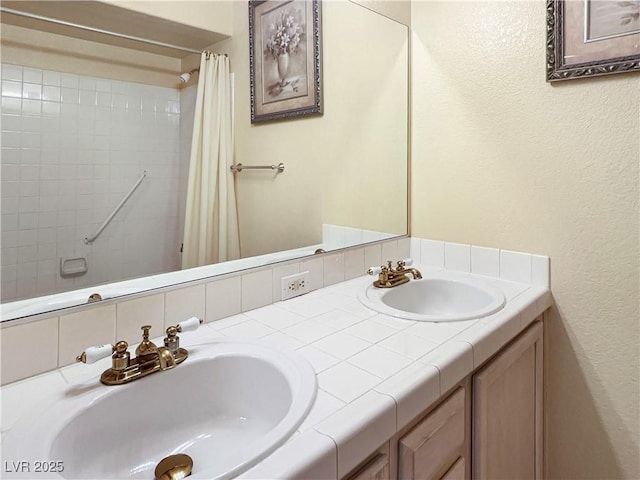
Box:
440;457;465;480
398;387;467;480
473;321;543;480
347;453;390;480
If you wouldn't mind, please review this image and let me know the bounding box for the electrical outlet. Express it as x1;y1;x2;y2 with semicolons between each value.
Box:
281;271;310;300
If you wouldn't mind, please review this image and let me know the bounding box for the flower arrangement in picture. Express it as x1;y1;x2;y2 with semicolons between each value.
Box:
265;7;305;60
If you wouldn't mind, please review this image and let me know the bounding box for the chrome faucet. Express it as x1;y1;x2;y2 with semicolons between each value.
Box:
76;318;203;385
368;258;423;288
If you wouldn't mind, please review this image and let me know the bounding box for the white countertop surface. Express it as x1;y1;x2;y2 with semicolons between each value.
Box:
0;265;552;479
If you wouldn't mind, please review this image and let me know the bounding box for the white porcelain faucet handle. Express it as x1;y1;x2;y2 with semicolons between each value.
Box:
78;344;113;364
401;258;413;267
178;316;203;332
367;266;382;276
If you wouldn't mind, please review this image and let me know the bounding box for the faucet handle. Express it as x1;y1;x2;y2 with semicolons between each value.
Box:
76;342;125;364
164;317;203;352
367;266;383;276
398;258;413;268
177;316;203;332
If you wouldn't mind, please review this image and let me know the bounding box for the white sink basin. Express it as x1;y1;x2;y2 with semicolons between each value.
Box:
358;272;505;322
2;339;316;479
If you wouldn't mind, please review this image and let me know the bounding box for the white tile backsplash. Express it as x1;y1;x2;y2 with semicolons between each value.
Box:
420;239;445;268
444;242;471;272
58;304;116;366
471;245;500;277
164;284;205;329
500;249;532;283
241;269;273;311
0;317;58;384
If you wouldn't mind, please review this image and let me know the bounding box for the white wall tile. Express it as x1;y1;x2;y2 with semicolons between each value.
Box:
323;252;345;286
241;269;273;311
116;294;165;344
397;237;411;259
1;316;58;384
410;237;422;263
531;254;550;287
444;242;471;272
300;256;323;292
164;284;205;329
364;243;382;269
471;245;500;277
205;276;242;322
500;249;532;284
420;238;445;268
381;239;399;263
344;248;364;280
59;305;116;366
0;65;185;303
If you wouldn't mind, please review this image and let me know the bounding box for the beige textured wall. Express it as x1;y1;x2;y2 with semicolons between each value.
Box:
411;1;639;479
215;0;408;258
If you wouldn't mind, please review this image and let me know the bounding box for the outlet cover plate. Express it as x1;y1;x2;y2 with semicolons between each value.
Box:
281;271;310;300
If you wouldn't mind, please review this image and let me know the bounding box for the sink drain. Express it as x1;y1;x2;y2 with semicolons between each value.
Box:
154;454;193;480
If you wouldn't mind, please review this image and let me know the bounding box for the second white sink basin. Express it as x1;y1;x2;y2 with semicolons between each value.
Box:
2;339;317;479
358;272;506;322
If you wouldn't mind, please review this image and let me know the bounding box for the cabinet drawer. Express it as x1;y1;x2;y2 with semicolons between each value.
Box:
398;387;465;480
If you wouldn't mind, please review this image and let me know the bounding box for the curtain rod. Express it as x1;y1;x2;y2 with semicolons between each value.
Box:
1;6;204;54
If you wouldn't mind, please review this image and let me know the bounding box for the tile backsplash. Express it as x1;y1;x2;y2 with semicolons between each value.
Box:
0;237;410;385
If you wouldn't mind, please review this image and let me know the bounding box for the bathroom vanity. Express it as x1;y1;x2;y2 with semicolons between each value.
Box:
344;320;542;480
0;256;551;480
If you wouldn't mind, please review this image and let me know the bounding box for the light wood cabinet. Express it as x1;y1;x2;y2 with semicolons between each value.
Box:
345;443;391;480
472;321;543;480
342;320;544;480
398;387;468;480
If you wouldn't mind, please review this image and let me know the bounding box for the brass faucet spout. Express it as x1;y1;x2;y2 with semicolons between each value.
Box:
404;268;423;280
158;347;176;370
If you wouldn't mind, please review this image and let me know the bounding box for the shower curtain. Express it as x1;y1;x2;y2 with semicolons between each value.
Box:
182;52;240;269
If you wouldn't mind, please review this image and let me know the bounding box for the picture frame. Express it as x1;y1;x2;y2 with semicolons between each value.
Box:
249;0;322;123
546;0;640;82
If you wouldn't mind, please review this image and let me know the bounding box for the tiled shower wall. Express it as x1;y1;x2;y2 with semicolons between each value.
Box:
1;64;189;302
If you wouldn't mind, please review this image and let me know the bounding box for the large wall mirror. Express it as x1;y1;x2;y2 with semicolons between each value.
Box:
0;0;409;322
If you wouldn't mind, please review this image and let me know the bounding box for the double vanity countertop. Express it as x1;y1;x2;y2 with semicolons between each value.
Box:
0;265;552;479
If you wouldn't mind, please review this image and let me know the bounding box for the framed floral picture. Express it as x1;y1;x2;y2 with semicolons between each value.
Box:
249;0;322;123
546;0;640;81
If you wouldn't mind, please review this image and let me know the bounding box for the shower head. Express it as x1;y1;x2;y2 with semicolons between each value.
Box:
179;68;199;84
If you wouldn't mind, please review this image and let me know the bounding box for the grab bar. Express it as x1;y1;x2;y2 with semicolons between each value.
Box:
230;163;285;173
84;171;147;245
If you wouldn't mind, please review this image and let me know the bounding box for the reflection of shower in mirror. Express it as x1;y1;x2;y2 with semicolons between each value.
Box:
180;68;200;84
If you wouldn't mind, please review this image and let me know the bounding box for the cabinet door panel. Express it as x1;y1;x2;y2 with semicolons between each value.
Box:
398;387;465;480
347;454;390;480
473;321;543;480
440;457;465;480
